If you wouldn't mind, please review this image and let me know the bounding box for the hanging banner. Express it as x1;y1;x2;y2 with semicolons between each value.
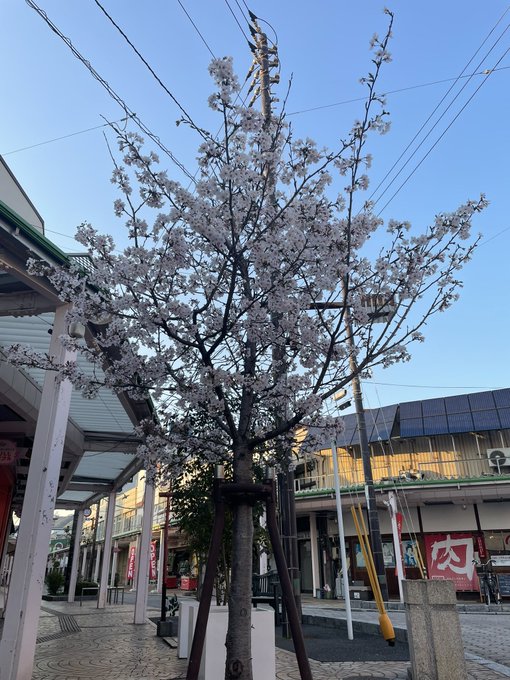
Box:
425;533;478;591
149;541;157;580
126;546;136;580
396;512;403;543
475;535;487;559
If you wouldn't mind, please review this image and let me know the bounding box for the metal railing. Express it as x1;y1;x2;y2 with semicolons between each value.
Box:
294;455;510;493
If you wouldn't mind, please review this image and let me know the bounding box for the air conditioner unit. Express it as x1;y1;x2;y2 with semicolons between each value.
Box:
487;448;510;468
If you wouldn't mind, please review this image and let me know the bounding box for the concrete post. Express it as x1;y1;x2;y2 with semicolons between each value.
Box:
0;304;76;680
309;512;320;596
68;510;84;603
134;481;155;623
110;540;119;587
81;545;89;578
93;544;102;583
404;579;467;680
98;491;116;608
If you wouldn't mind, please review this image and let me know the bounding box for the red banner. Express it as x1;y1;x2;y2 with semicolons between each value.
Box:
126;546;136;581
476;535;487;560
425;533;478;591
149;541;157;580
396;512;403;542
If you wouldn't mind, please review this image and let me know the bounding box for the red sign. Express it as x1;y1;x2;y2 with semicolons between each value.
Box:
425;533;478;591
149;541;157;580
0;440;17;465
126;546;136;581
475;535;487;559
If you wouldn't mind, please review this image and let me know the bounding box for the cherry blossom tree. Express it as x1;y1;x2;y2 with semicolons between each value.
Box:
11;11;487;680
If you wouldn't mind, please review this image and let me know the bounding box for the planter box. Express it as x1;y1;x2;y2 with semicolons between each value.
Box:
157;616;179;637
197;607;275;680
180;576;197;591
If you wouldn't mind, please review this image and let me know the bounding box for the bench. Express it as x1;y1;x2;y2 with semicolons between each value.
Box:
252;571;282;625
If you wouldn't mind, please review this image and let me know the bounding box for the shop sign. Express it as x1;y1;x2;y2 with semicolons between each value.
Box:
425;533;478;590
126;546;136;580
149;541;157;580
0;440;17;465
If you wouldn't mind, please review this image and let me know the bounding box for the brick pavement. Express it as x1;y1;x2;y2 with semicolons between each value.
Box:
2;599;507;679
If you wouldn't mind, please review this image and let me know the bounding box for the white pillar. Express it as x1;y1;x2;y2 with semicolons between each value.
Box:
134;482;155;624
81;545;89;578
0;304;76;680
157;529;164;593
388;491;405;602
68;510;84;603
98;492;116;608
331;439;353;640
309;512;320;596
110;540;119;587
259;509;268;574
93;544;102;583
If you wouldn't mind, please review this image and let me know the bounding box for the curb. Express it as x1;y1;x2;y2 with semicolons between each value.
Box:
303;613;408;643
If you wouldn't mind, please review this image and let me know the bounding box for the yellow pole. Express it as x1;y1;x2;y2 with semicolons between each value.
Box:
352;504;396;646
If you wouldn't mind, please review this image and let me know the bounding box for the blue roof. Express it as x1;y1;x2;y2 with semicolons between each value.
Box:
311;388;510;449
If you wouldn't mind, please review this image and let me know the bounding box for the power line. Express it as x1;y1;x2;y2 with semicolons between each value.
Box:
26;0;195;183
376;43;510;215
93;0;207;140
371;12;510;210
176;0;216;59
287;66;510;116
1;118;128;156
223;0;251;42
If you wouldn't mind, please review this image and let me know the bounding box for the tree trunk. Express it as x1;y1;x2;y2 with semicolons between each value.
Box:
225;446;254;680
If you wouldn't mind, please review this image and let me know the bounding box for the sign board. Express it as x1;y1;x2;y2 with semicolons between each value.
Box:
0;440;17;465
497;573;510;597
425;533;478;590
491;555;510;567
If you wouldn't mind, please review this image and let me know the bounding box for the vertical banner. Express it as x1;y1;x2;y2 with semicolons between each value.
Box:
126;546;136;581
149;541;157;580
425;533;478;590
396;512;403;543
475;534;487;559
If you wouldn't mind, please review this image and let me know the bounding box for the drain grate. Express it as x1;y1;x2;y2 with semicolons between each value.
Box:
37;631;74;644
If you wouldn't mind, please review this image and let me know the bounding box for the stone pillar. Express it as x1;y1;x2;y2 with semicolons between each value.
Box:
93;544;102;583
110;540;119;587
404;579;467;680
67;510;84;603
98;491;116;608
134;481;155;624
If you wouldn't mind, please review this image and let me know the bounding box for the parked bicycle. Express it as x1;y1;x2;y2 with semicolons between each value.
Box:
473;558;501;605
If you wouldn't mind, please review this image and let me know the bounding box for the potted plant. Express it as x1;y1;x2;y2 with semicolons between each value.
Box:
45;563;65;596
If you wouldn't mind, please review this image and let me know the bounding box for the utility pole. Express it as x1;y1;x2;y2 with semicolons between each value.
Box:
248;12;301;628
345;305;389;602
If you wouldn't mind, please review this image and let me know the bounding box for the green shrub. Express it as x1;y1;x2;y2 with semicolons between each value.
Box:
45;568;65;595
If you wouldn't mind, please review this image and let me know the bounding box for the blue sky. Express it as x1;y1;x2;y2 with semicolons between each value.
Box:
2;1;509;412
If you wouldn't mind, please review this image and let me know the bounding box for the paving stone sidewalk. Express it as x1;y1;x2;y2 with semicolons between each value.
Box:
13;599;510;679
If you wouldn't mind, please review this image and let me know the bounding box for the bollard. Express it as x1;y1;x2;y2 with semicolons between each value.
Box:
404;579;467;680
